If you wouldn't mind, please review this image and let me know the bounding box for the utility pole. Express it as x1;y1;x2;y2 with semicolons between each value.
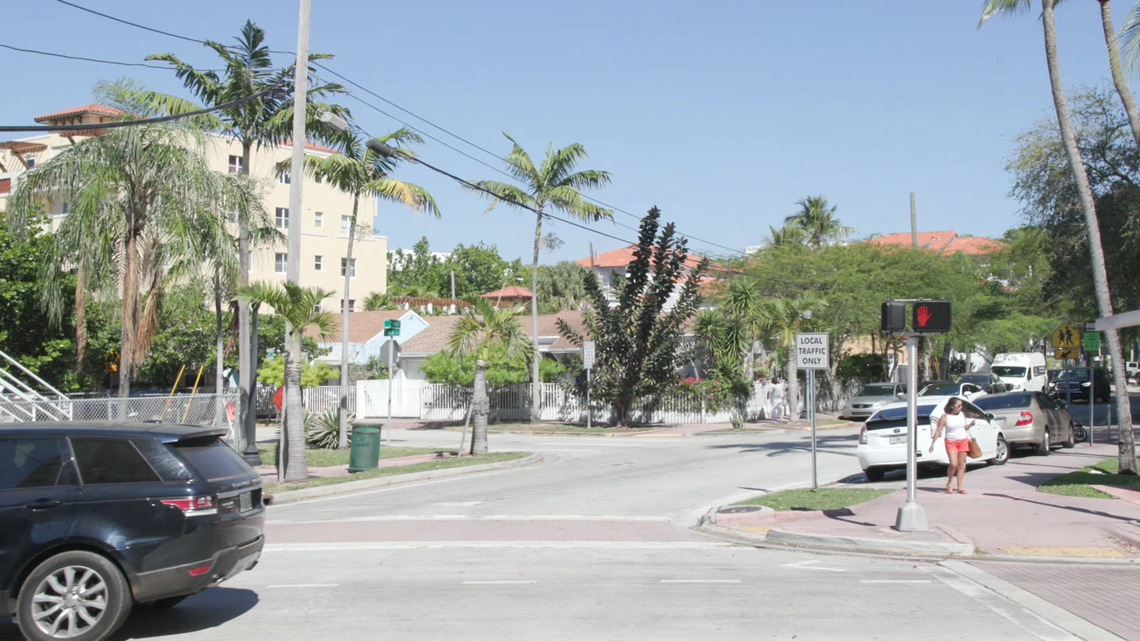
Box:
910;193;918;249
450;271;456;299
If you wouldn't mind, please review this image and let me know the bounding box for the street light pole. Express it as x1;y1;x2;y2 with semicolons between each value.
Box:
895;335;928;531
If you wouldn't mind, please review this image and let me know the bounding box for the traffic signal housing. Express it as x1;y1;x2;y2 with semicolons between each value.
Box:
881;301;905;332
912;300;951;333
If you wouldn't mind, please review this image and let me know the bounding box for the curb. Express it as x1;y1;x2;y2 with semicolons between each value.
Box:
264;453;544;506
693;429;787;437
762;528;975;557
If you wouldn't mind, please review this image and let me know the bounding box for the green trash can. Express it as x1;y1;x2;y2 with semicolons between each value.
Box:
348;424;381;472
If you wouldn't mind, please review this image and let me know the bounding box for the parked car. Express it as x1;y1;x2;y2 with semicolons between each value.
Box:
1;422;264;641
1048;368;1111;403
857;396;1009;481
972;391;1076;455
917;381;986;401
991;352;1049;392
956;372;1009;394
840;382;906;420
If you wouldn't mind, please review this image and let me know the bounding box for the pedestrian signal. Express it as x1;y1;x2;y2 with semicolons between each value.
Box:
912;300;951;333
881;301;906;332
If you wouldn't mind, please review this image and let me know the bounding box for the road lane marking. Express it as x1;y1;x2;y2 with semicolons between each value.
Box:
463;580;537;585
860;580;932;584
659;579;741;584
266;466;533;509
265;541;735;552
782;560;845;572
272;515;672;524
924;566;1076;640
433;501;484;507
267;584;340;588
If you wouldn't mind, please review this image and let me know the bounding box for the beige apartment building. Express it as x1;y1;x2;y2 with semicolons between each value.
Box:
0;104;387;311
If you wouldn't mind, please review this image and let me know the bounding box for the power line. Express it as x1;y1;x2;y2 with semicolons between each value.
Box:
0;43;221;72
0;81;288;132
51;0;752;259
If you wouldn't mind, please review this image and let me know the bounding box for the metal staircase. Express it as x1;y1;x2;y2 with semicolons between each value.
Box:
0;349;72;421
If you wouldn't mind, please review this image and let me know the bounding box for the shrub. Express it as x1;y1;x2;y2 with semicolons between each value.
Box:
305;408;353;449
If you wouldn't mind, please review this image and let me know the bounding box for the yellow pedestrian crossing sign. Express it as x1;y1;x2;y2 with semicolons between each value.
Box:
1052;323;1080;349
1054;348;1078;360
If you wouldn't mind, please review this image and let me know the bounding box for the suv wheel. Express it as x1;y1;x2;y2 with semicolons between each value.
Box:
1035;429;1051;456
987;436;1010;466
863;467;886;482
1062;422;1076;448
16;551;132;641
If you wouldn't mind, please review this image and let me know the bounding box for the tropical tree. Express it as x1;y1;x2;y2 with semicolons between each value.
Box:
558;208;708;427
294;129;439;449
783;196;853;249
6;82;258;399
238;281;336;482
470;135;612;422
447;297;533;455
362;291;397;311
528;261;592;313
765;224;806;248
755;293;826;420
981;0;1136;474
145;19;348;454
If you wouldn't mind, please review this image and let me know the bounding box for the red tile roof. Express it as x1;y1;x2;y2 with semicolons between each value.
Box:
34;104;124;123
400;311;589;355
0;178;10;194
304;310;409;343
481;286;533;299
279;139;339;154
391;296;470;308
574;244;705;270
868;230;1005;256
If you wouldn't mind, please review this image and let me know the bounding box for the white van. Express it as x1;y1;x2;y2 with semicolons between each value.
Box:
991;352;1048;392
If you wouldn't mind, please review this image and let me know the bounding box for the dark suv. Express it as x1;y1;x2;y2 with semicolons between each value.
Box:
1049;368;1111;403
1;422;264;641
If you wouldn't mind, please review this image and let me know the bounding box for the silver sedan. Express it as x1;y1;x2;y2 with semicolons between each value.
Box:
971;391;1077;454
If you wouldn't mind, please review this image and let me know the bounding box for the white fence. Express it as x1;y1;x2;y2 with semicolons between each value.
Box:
0;393;239;428
353;380;853;425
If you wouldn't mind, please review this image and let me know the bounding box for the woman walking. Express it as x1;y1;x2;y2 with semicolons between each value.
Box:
929;397;976;494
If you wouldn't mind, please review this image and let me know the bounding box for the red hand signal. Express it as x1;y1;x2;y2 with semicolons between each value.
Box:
916;304;932;327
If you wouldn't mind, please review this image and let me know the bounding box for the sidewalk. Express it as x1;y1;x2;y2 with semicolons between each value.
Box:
706;443;1140;562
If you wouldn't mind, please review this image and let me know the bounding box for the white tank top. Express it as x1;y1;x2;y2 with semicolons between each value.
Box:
943;412;969;441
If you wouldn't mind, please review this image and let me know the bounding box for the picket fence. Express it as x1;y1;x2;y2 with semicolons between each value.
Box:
353;379;860;424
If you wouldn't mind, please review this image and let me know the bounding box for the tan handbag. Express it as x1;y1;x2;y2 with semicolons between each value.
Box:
967;438;982;459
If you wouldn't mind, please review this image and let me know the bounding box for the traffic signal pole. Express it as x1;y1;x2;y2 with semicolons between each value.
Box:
895;334;927;532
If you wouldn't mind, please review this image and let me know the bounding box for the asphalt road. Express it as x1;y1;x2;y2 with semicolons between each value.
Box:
0;426;1126;640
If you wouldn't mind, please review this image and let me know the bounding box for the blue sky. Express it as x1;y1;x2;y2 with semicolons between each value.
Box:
0;1;1124;264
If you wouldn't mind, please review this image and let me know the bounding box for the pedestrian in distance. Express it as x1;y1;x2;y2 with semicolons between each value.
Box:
929;397;976;494
769;378;784;421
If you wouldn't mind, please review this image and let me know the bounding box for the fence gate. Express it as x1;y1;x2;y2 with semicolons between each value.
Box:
357;379;425;418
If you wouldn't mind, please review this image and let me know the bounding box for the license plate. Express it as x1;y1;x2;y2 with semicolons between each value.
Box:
889;435;907;445
239;491;253;512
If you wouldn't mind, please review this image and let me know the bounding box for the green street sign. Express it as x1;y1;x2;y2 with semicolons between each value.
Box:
1082;331;1101;352
384;319;401;329
383;328;400;337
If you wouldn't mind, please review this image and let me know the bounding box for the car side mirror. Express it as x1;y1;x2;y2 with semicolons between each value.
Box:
986;413;996;421
896;392;905;399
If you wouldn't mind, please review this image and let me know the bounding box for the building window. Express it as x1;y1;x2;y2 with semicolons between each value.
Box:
275;207;289;229
314;211;323;227
315;174;323;184
341;299;356;313
275;253;287;274
228;155;243;174
341;258;357;277
25;157;35;168
314;255;323;271
278;171;291;184
61;202;70;214
341;215;351;236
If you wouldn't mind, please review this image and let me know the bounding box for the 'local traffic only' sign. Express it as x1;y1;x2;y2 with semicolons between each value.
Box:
581;341;596;370
794;333;829;370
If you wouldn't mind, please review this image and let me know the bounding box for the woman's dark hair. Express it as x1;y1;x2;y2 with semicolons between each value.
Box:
943;398;961;412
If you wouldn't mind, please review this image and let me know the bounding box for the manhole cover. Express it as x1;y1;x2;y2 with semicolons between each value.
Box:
718;505;767;514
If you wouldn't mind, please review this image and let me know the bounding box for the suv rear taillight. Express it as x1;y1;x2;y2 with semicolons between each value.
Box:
161;495;217;516
1015;411;1034;427
859;426;867;444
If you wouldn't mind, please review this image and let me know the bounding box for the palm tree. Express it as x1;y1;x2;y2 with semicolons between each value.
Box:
765;224;806;248
294;129;439;449
533;261;592;313
784;196;853;249
145;19;347;457
362;291;397;311
981;0;1136;474
447;297;533;455
6;82;257;399
470;135;612;423
238;281;336;481
755;294;826;421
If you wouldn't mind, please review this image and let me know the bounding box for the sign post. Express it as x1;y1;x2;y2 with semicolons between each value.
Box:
582;341;595;429
1084;329;1101;445
1051;323;1083;444
380;325;401;444
795;332;828;490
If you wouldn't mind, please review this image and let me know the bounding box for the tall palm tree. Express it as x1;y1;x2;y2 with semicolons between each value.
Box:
765;224;806;248
447;297;533;455
145;19;347;458
6;82;256;399
784;196;853;249
755;294;826;421
294;129;440;449
982;0;1136;474
533;261;591;313
470;135;612;423
238;281;336;481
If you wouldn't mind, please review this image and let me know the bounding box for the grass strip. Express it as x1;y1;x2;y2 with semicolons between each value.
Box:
1038;457;1140;499
257;444;452;468
263;452;529;494
441;423;656;435
734;487;893;511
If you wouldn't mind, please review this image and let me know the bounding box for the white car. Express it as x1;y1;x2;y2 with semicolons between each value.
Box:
857;396;1010;482
917;381;986;402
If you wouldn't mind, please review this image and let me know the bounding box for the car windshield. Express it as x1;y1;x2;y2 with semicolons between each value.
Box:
1056;369;1091;381
972;394;1032;410
867;404;936;428
857;384;897;397
957;374;987;383
992;366;1027;377
919;383;960;396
